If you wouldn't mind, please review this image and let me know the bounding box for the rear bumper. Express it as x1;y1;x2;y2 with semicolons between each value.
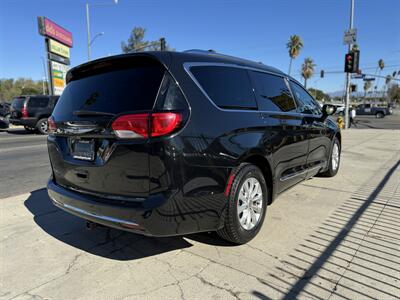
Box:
9;118;37;127
47;179;224;236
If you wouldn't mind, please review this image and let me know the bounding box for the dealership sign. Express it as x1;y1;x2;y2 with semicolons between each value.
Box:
38;17;73;47
51;61;69;95
48;38;70;58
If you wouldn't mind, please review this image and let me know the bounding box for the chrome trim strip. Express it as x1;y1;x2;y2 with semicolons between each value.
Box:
52;198;139;226
280;164;324;182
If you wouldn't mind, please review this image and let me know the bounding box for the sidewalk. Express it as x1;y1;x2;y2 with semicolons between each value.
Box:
1;129;399;300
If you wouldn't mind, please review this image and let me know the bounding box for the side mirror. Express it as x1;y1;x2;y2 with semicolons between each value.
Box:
321;104;336;121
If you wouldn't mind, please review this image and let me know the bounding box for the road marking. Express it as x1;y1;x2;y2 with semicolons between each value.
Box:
0;144;47;153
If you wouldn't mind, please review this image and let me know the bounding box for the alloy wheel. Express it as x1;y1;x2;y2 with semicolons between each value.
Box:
237;177;263;230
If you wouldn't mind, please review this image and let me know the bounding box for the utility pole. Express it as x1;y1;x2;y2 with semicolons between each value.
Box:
344;0;355;129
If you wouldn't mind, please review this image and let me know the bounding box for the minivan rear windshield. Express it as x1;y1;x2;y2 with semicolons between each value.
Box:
11;98;25;110
52;58;165;120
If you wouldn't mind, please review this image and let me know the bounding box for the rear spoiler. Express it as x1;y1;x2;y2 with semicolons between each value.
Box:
66;52;172;84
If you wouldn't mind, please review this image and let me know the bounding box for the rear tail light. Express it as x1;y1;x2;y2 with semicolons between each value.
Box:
21;106;28;118
111;112;182;139
48;116;57;134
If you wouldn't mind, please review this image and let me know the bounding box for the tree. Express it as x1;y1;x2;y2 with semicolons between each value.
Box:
286;35;303;76
301;57;315;88
388;84;400;103
374;59;385;93
121;26;173;53
0;78;44;102
307;88;331;101
363;81;372;98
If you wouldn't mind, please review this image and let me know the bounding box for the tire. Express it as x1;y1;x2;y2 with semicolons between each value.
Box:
320;137;341;177
217;163;268;244
375;112;384;118
36;118;49;135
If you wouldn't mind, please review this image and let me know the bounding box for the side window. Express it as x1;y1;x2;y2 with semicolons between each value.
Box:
290;82;321;115
190;66;257;110
29;97;49;108
250;71;296;112
154;72;188;110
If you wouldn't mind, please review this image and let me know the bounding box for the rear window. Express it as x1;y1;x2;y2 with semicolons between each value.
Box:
52;59;165;120
28;97;49;108
250;71;296;112
190;66;257;110
11;98;25;110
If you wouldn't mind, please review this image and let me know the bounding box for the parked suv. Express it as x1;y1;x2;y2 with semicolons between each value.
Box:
9;95;59;134
47;51;340;244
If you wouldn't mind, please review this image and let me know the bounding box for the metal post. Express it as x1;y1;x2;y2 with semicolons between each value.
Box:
86;2;91;61
344;0;355;129
41;56;48;95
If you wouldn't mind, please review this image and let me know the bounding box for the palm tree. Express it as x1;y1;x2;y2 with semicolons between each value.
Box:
375;59;385;96
363;81;372;98
385;75;392;97
301;57;315;88
286;35;304;75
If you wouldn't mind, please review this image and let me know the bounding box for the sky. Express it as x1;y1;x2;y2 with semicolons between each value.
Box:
0;0;399;93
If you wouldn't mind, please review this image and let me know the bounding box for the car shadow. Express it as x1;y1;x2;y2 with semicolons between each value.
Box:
24;188;234;261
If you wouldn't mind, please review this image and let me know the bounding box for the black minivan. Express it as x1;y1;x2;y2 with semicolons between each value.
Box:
47;50;340;244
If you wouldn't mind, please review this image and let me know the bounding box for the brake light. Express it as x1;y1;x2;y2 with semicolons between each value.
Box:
48;116;56;134
21;106;28;118
111;112;182;139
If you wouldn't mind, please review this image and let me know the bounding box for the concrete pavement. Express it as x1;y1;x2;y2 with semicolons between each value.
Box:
1;129;399;300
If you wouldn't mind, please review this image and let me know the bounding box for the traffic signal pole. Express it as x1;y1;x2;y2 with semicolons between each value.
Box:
344;0;355;129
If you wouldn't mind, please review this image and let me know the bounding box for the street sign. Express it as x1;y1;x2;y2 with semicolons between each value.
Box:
38;17;73;47
48;52;70;65
48;38;70;58
351;74;365;79
343;28;357;45
50;61;69;95
363;78;375;82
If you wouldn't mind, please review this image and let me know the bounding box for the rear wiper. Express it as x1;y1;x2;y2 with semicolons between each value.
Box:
73;110;116;117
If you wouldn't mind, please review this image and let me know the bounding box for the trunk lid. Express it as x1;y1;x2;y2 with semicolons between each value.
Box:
48;55;167;198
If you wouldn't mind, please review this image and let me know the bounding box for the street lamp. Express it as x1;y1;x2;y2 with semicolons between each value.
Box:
90;32;105;46
86;0;118;61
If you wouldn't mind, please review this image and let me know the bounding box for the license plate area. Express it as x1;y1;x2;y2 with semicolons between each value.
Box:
71;139;95;161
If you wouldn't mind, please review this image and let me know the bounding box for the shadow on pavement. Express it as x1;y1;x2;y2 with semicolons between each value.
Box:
24;188;234;261
253;159;400;300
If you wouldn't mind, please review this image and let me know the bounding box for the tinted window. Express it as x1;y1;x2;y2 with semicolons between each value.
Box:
11;98;25;110
290;82;321;115
29;97;49;108
52;63;164;120
191;66;257;110
154;73;188;111
250;71;296;112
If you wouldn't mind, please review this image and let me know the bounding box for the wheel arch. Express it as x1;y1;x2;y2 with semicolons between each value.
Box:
241;154;274;205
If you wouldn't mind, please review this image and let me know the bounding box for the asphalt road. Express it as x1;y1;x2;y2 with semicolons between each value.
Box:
1;128;400;300
353;109;400;129
0;128;49;198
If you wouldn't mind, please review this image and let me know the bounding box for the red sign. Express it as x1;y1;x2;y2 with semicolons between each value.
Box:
38;17;73;48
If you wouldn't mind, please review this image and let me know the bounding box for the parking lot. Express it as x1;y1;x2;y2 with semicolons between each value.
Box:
1;125;399;299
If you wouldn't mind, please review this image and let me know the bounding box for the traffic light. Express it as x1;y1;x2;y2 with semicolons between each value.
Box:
320;70;324;78
350;84;357;92
344;50;360;73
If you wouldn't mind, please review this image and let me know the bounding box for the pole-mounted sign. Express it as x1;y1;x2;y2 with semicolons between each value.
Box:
38;17;72;96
